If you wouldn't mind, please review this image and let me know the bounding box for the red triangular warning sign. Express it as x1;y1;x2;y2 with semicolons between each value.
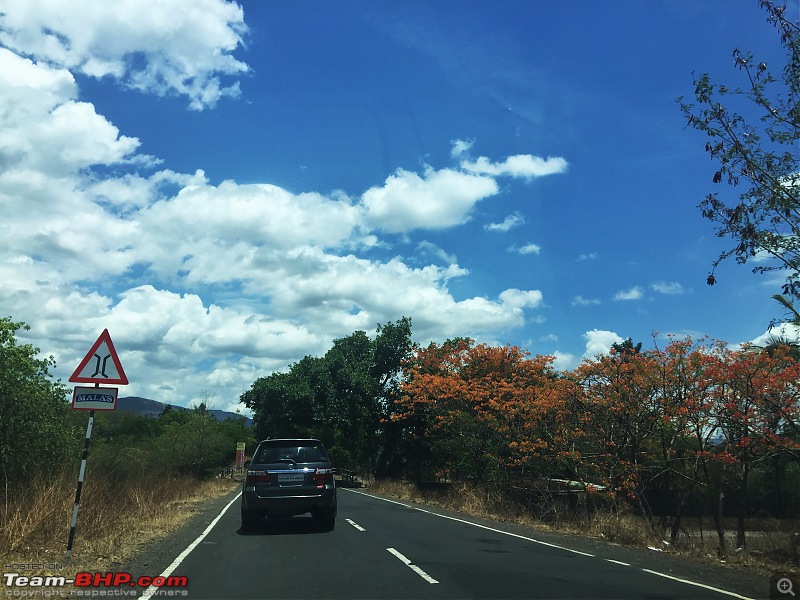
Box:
69;329;128;384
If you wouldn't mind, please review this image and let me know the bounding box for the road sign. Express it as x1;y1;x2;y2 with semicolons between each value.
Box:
69;329;128;384
72;386;118;411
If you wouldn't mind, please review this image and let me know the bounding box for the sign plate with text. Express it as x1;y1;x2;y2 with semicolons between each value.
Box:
72;386;118;411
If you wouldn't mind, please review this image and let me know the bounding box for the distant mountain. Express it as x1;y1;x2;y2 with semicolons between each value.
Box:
117;396;252;426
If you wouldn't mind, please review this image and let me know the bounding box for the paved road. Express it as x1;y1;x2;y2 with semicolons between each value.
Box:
133;487;768;599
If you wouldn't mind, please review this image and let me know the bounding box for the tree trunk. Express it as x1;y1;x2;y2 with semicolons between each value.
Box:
735;461;750;550
713;490;726;558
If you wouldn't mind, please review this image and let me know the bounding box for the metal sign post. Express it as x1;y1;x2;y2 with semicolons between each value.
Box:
66;395;96;561
65;330;127;562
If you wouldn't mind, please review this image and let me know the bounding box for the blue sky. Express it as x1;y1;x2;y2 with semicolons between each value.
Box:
0;0;795;414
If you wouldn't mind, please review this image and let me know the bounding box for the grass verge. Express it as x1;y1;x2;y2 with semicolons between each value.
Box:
1;469;239;585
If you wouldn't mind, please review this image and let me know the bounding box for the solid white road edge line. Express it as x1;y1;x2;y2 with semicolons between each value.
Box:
640;569;754;600
343;489;593;557
140;491;242;599
386;547;439;584
346;518;366;531
344;489;753;600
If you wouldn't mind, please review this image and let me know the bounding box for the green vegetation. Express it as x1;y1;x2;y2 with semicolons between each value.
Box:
0;316;254;564
241;317;413;476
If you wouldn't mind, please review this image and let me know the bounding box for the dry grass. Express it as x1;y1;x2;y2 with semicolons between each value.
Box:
0;469;239;583
368;479;799;575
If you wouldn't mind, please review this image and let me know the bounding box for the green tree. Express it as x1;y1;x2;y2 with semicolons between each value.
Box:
241;317;414;476
0;318;78;486
679;1;799;301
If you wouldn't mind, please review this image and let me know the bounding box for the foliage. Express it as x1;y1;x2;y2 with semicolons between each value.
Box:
90;403;255;480
0;317;78;486
678;1;800;300
394;339;566;486
241;318;414;475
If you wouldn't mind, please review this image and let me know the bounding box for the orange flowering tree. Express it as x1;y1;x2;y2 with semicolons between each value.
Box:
394;339;563;487
569;345;662;518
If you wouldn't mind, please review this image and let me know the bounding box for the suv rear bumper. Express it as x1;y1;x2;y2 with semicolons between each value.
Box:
242;485;336;517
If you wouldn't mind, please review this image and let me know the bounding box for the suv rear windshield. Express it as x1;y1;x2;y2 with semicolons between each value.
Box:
253;440;328;463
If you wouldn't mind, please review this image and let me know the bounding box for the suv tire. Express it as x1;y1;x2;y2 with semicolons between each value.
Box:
241;508;258;532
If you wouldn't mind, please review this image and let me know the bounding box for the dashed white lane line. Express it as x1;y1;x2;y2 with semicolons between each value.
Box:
343;489;754;600
346;518;365;531
606;559;631;566
386;548;439;584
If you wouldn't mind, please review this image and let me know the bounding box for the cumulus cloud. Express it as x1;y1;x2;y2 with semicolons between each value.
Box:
0;6;555;412
550;351;577;371
578;252;598;261
749;323;800;347
461;154;568;179
0;0;249;110
583;329;624;358
485;212;524;232
361;167;498;232
614;286;644;301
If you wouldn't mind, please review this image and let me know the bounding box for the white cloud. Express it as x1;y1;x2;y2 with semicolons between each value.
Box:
572;296;601;306
499;289;544;310
748;323;800;347
0;10;554;412
578;252;598;261
515;243;541;255
486;212;525;232
450;138;474;158
551;351;577;371
416;241;457;264
0;0;249;110
651;281;685;295
583;329;624;358
461;154;568;179
362;167;498;233
613;286;644;301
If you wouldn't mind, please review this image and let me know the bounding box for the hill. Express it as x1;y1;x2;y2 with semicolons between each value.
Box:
117;396;252;426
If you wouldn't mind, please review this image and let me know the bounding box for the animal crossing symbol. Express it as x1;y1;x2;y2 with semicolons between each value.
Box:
69;329;128;385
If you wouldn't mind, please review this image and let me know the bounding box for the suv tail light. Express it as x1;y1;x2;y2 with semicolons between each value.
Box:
312;468;333;489
246;470;270;483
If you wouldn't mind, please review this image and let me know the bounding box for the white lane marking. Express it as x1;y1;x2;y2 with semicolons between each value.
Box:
641;569;754;600
346;518;365;531
387;547;439;584
346;489;593;556
347;490;412;508
344;489;751;598
140;492;242;599
606;559;630;566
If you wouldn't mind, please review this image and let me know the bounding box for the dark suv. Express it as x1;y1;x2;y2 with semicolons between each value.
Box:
241;438;337;531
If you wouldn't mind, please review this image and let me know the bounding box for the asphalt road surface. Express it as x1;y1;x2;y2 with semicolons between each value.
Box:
129;486;770;600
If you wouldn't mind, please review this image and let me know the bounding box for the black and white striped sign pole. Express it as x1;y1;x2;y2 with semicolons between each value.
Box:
66;403;96;562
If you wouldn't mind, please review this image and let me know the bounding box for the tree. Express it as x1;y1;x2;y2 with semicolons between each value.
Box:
241;318;414;475
679;1;799;302
0;318;78;486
